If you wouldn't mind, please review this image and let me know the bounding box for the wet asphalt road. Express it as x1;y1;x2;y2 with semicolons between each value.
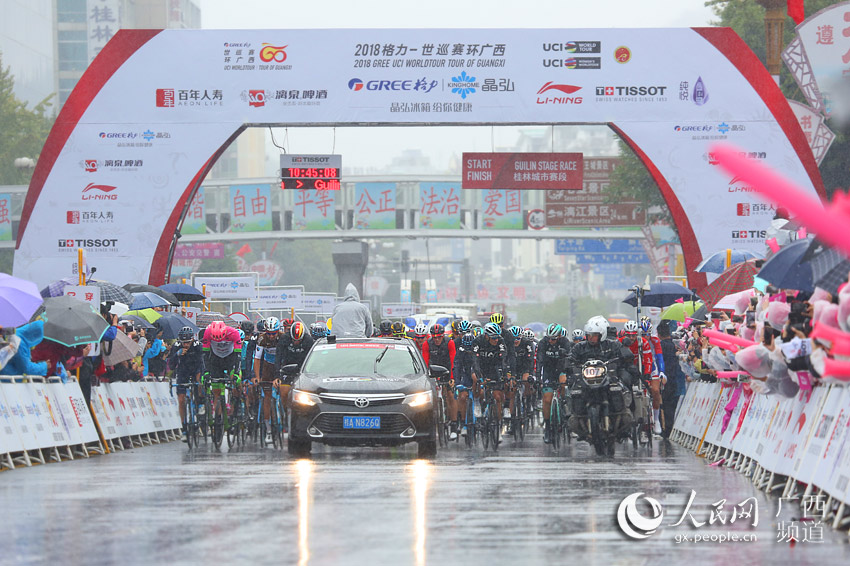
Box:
3;428;848;566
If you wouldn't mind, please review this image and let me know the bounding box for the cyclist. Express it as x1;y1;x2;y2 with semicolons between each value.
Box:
391;321;407;338
254;316;281;443
536;323;569;443
474;322;508;440
412;324;429;357
240;321;257;377
452;332;479;438
427;323;457;440
477;314;516;422
276;321;314;415
571;329;586;344
508;325;534;434
201;321;243;424
168;326;204;442
379;319;394;337
640;318;666;434
452;320;472;350
310;321;329;340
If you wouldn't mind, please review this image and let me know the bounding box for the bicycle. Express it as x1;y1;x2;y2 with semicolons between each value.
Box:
206;376;231;450
257;381;284;448
454;384;478;447
226;373;247;448
510;379;526;442
523;380;539;432
479;380;502;452
436;378;453;447
546;383;564;450
631;380;654;449
171;378;201;448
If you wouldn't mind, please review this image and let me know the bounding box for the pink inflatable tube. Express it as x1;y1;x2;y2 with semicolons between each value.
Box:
811;322;850;357
703;329;756;348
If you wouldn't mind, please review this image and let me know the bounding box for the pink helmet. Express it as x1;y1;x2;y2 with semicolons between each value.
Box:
208;321;227;342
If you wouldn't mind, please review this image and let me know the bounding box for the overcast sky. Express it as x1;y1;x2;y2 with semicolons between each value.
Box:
198;0;718;174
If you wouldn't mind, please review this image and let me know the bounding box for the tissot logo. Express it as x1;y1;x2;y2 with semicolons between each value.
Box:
731;230;766;239
595;86;667;96
58;238;119;249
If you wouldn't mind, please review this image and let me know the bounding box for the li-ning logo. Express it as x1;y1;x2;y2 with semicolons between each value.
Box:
617;493;664;539
82;183;117;201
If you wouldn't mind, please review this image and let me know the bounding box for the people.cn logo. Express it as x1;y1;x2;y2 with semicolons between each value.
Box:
82;183;117;201
348;78;365;91
248;90;266;107
617;493;664;539
259;44;288;63
156;89;175;107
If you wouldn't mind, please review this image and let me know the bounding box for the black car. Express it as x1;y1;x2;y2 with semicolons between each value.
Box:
284;337;446;457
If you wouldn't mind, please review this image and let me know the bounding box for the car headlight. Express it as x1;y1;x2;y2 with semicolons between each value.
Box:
292;390;321;407
403;390;433;407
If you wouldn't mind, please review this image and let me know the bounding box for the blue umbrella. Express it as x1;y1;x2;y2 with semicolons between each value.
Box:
623;282;698;308
155;312;198;340
130;291;171;310
159;283;205;302
756;239;814;292
695;249;764;274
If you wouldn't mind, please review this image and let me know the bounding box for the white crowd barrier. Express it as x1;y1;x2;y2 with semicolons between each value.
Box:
672;381;850;533
0;377;181;470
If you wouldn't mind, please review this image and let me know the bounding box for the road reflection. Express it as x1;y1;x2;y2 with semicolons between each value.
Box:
410;459;431;566
295;459;314;566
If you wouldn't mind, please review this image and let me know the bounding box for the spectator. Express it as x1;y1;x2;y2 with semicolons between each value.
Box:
143;327;166;376
658;322;684;438
330;282;373;338
0;321;48;377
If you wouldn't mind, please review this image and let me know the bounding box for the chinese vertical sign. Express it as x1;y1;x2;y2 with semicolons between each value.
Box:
481;190;522;229
230;184;272;233
292;190;336;230
182;188;206;235
0;194;11;241
354;183;396;229
792;4;850;116
87;0;121;63
419;182;460;229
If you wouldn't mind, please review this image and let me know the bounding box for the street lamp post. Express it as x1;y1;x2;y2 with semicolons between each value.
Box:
756;0;788;84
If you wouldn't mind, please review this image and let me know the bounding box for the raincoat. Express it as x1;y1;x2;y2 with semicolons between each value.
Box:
0;321;48;376
330;283;373;338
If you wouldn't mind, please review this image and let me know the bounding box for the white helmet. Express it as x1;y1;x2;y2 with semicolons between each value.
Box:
623;320;639;333
414;324;429;337
584;315;609;336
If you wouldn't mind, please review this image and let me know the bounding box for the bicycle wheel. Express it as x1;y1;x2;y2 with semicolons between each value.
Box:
550;400;561;449
212;396;224;449
491;413;500;452
271;400;281;449
436;396;447;447
481;403;491;451
227;396;239;448
185;395;195;449
276;397;285;447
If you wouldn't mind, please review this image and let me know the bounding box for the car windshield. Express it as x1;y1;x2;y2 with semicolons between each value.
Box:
302;343;422;378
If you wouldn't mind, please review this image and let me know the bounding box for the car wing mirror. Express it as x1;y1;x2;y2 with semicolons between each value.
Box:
429;364;449;378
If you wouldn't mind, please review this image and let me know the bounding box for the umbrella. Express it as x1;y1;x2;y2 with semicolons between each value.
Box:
698;259;760;309
660;301;704;322
41;295;109;347
714;288;756;312
196;311;239;329
695;249;764;274
89;280;134;304
623;282;698;308
524;322;547;334
102;330;140;366
756;239;813;291
0;273;44;327
159;283;205;302
808;246;850;295
129;291;171;310
124;308;163;323
118;314;155;330
123;283;179;305
156;312;198;340
40;276;77;298
690;304;709;322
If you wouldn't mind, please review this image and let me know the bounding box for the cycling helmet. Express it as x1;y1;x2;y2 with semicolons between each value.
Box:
177;326;195;341
282;318;295;329
237;329;246;341
470;320;482;328
379;320;393;334
489;312;504;325
241;321;255;335
571;328;586;341
640;319;653;334
414;324;429;338
560;327;567;338
431;323;445;337
508;325;522;339
546;323;563;338
290;321;306;340
461;332;475;346
265;317;281;332
256;319;266;333
208;321;228;342
484;322;502;337
522;328;535;340
624;320;639;334
472;326;483;337
584;315;609;336
310;322;329;339
391;321;406;337
458;320;472;333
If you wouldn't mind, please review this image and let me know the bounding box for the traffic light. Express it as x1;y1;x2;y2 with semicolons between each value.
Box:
401;250;410;273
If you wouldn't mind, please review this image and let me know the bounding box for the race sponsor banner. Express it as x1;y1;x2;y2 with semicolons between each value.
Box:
194;275;257;299
0;194;12;241
354;183;396;229
51;381;100;444
64;285;101;307
152;381;181;431
774;387;828;477
109;382;143;436
0;383;25;455
702;385;734;446
756;395;801;473
419;183;461;229
480;190;522;229
787;385;833;480
181;188;207;235
14;28;823;287
174;242;223;260
462;152;583;190
136;382;164;432
230;183;273;232
29;381;72;448
381;303;419;317
812;386;850;503
301;293;336;314
250;286;304;310
2;381;47;451
291;189;336;230
92;385;122;440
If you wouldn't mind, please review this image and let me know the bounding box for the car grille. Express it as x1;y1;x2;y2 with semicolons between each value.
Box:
312;413;413;435
318;393;405;407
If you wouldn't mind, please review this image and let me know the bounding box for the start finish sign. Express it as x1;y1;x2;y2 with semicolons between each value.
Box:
462;152;583;190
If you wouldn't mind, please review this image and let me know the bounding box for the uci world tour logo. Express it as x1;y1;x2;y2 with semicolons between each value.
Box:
617;492;664;539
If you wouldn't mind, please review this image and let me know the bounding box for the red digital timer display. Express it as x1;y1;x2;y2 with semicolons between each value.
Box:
281;167;341;190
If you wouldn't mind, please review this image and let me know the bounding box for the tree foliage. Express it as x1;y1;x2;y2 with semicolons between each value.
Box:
0;52;54;185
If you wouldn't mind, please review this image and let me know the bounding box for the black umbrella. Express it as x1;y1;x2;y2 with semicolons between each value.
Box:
690;304;709;322
117;314;156;330
808;246;850;295
156;312;199;340
123;283;179;305
756;239;814;292
42;295;110;347
89;280;134;304
196;311;239;329
159;283;205;302
623;282;698;308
